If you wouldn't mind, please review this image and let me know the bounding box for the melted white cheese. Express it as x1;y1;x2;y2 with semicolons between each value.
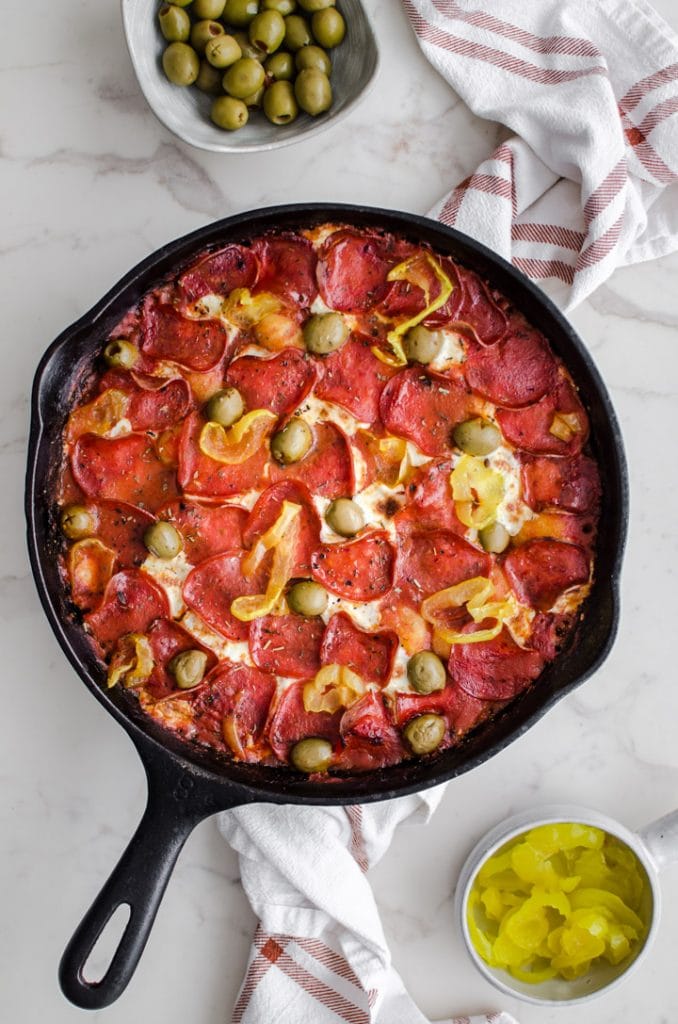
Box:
485;445;535;536
142;551;192;618
429;330;466;371
180;610;254;665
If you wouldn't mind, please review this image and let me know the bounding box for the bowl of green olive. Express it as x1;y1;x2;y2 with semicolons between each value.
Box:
122;0;378;151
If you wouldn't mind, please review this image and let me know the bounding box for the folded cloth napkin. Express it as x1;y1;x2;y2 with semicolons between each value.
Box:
405;0;678;308
218;793;517;1023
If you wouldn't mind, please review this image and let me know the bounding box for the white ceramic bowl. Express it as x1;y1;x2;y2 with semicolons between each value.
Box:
121;0;379;153
454;803;678;1006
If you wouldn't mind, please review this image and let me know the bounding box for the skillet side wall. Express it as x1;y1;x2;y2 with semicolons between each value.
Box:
26;204;628;807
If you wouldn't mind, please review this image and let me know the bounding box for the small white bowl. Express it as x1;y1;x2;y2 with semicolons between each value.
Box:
454;804;666;1006
121;0;379;153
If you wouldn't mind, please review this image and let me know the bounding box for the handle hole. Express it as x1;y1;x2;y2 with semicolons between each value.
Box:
82;903;131;983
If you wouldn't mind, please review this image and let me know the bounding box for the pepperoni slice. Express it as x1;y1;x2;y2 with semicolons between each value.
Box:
394;683;490;736
140;297;231;372
225;348;316;416
72;433;178;510
317;229;393;312
377;245;445;320
177;412;268;500
380;368;477;457
321;612;397;686
314;336;398;424
268;680;342;761
311;532;395;602
177;244;258;304
421;257;464;327
465;325;558;408
249;614;324;678
183;550;270;641
190;663;276;759
454;266;508;343
144;618;217;701
269;421;353;500
395;459;466;535
84;569;169;655
522;454;601;514
85;500;155;568
335;692;404;771
516;511;598;551
251;234;318;307
396;529;491;603
529;611;577;660
496;378;589;456
504;539;590;611
242;481;321;576
159;500;248;563
127;377;192;432
449;627;545;700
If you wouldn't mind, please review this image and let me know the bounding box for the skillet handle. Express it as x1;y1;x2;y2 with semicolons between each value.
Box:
58;754;244;1010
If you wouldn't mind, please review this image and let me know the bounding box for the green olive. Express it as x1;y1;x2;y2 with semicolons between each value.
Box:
222;0;259;26
171;0;195;6
287;580;328;616
325;498;364;537
311;7;345;47
205;33;242;67
104;338;138;369
205;387;245;425
249;10;286;54
162;41;201;85
402;325;444;365
294;68;332;115
243;84;265;108
404;714;446;755
295;44;331;74
271;419;313;464
453;418;501;456
263;79;299;123
223;57;266;98
298;0;335;9
283;13;313;50
211;95;249;129
158;4;191;42
265;50;295;80
262;0;297;13
232;30;266;60
192;0;226;17
303;312;348;354
407;651;447;694
478;521;510;554
169;649;208;689
195;58;223;93
144;521;183;559
190;19;225;55
60;504;94;540
290;737;333;772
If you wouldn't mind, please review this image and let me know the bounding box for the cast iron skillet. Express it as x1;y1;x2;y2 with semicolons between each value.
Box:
26;204;628;1010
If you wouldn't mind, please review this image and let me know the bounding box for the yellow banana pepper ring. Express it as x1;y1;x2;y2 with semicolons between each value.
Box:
373;253;453;368
231;501;301;622
107;633;154;690
221;287;281;328
450;454;505;529
421;576;518;645
303;664;366;714
199;408;277;465
65;388;129;444
378;435;409;485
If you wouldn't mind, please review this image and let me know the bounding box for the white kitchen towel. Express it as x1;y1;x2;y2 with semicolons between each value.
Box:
218;793;517;1023
404;0;678;308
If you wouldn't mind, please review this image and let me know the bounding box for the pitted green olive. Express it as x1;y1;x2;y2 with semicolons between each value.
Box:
263;79;299;123
196;59;222;92
299;0;335;10
295;44;331;74
104;338;138;369
303;312;348;354
271;419;313;464
190;19;225;54
402;325;444;365
249;10;286;54
223;57;266;98
193;0;226;17
403;714;446;755
283;13;313;50
144;521;183;559
311;7;345;47
205;34;242;67
169;649;208;689
158;4;191;42
294;68;332;115
222;0;259;26
265;50;295;80
262;0;297;13
232;30;266;60
453;418;501;456
407;651;446;694
287;580;328;617
325;498;364;537
478;521;510;554
290;737;333;773
162;41;201;84
211;95;249;129
61;504;95;540
243;85;265;108
205;387;245;426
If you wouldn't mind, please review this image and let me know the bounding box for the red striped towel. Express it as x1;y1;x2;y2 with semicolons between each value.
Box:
404;0;678;308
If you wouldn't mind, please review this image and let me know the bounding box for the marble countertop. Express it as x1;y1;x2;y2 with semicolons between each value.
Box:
2;1;678;1021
